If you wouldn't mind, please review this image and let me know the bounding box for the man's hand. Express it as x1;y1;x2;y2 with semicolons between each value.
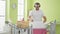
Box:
28;16;33;22
43;16;47;23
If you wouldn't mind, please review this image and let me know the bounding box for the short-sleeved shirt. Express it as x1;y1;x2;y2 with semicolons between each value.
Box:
29;9;47;29
29;9;44;21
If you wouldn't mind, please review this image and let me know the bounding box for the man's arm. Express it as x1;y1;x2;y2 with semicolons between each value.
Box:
43;16;47;23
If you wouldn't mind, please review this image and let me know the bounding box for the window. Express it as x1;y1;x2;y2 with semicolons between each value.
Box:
18;0;24;21
0;0;6;31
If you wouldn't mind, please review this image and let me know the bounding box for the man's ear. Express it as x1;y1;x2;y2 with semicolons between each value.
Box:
34;5;35;7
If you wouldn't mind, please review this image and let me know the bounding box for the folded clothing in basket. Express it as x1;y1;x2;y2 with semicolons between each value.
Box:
16;21;29;28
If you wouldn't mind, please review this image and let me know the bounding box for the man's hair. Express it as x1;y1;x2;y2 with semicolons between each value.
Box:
34;2;41;7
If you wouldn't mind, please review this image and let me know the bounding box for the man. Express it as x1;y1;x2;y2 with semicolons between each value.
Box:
28;2;47;34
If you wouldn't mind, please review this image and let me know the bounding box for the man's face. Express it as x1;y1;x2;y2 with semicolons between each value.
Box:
34;4;40;10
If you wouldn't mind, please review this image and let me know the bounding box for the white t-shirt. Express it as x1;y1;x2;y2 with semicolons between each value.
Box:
29;9;47;29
